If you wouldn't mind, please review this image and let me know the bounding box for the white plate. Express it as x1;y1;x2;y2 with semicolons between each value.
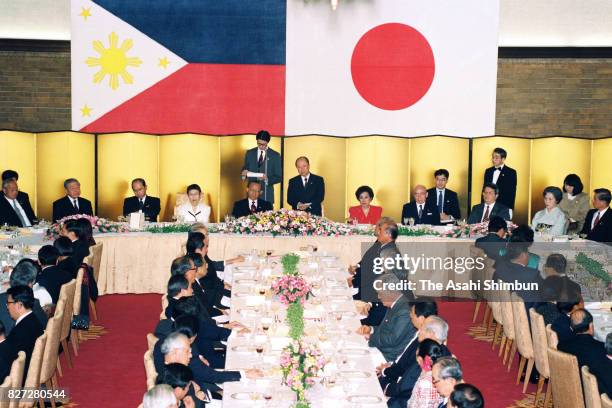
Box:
347;395;383;404
339;348;370;356
339;370;371;379
231;392;261;400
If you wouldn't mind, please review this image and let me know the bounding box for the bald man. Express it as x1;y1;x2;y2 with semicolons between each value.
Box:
401;185;440;225
287;156;325;216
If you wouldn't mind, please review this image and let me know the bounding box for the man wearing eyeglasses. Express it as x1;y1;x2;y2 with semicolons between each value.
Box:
241;130;282;205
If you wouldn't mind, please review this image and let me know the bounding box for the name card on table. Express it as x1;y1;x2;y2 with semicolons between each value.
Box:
129;212;145;230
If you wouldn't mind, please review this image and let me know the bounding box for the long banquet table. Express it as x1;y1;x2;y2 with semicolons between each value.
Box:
220;253;388;407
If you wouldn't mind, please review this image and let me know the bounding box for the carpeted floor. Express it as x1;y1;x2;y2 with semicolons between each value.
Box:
56;296;537;407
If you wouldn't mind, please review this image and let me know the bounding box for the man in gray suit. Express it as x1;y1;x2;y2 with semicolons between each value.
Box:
241;130;282;204
359;273;416;362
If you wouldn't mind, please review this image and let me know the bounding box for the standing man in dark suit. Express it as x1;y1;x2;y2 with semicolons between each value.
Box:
287;156;325;216
0;178;36;227
401;185;440;225
52;178;93;223
231;181;273;218
426;169;461;222
483;147;517;210
581;188;612;243
0;286;44;380
468;183;511;224
241;130;282;205
122;178;161;222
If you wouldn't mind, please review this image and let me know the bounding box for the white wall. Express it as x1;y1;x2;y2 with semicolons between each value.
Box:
0;0;611;46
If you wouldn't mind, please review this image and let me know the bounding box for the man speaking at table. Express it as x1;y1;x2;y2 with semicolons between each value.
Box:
232;181;272;218
123;178;161;222
287;156;325;216
241;130;282;205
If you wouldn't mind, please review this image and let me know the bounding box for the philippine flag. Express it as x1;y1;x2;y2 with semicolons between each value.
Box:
72;0;499;137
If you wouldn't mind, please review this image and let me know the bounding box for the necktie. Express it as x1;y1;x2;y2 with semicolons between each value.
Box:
138;199;144;211
258;150;264;167
250;201;257;213
483;205;490;222
418;205;423;219
303;177;308;187
437;191;443;213
72;198;79;211
12;200;27;227
593;212;601;227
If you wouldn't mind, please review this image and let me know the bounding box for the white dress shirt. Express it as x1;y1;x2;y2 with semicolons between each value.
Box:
33;284;53;307
69;196;79;210
591;207;609;230
4;196;31;226
257;148;267;162
249;199;258;209
481;202;496;222
14;310;33;326
492;165;504;185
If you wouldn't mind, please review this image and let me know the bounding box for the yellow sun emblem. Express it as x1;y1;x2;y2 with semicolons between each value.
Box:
86;32;142;90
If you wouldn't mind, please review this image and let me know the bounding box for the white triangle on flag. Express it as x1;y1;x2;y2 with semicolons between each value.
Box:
71;0;188;130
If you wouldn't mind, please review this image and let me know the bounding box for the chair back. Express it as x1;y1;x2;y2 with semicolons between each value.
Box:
160;295;168;320
39;300;64;384
86;242;103;282
58;279;76;342
9;351;26;398
529;308;550;379
510;293;534;359
0;375;10;408
499;289;515;339
73;268;85;316
582;366;602;408
546;324;559;350
547;347;585;408
146;333;159;351
144;349;157;390
602;394;612;408
20;332;47;407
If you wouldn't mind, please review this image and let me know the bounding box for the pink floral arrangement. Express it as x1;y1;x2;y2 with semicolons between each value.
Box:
219;208;356;237
45;214;131;240
271;275;311;305
280;340;326;402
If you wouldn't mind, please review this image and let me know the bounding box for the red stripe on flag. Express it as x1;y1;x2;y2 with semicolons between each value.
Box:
81;63;285;135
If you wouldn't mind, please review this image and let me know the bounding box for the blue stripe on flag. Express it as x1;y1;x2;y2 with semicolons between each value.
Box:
93;0;286;65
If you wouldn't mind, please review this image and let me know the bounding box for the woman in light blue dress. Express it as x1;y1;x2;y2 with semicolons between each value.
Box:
532;186;567;236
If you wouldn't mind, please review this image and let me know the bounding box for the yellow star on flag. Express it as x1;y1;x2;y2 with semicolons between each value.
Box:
80;105;93;117
79;7;92;21
158;57;170;69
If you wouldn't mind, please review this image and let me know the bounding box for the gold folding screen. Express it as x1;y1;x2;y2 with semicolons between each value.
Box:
0;131;610;224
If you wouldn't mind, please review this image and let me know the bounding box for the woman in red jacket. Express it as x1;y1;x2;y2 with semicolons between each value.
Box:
348;185;383;225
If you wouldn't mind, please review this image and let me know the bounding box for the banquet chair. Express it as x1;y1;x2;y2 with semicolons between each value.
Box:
481;257;497;331
0;375;10;408
146;333;159;351
7;351;25;408
469;246;486;323
84;242;103;321
144;350;157;390
602;394;612;408
582;366;602;408
40;301;64;408
545;324;559;350
547;347;585;408
530;308;552;407
499;289;516;367
70;268;85;356
511;293;535;393
19;333;47;408
56;279;76;371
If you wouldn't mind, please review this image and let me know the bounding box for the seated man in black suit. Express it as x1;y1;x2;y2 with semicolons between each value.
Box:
474;216;508;259
492;237;543;307
401;185;440;225
484;147;517;210
123;178;161;222
0;286;44;380
53;236;78;277
287;156;325;216
426;169;461;222
581;188;612;243
52;178;93;223
467;183;511;224
0;262;49;336
1;170;33;212
155;363;207;408
559;309;612;395
231;181;272;218
0;178;36;227
36;245;73;304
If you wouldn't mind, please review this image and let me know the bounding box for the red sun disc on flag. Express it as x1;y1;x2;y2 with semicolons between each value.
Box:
351;23;435;111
